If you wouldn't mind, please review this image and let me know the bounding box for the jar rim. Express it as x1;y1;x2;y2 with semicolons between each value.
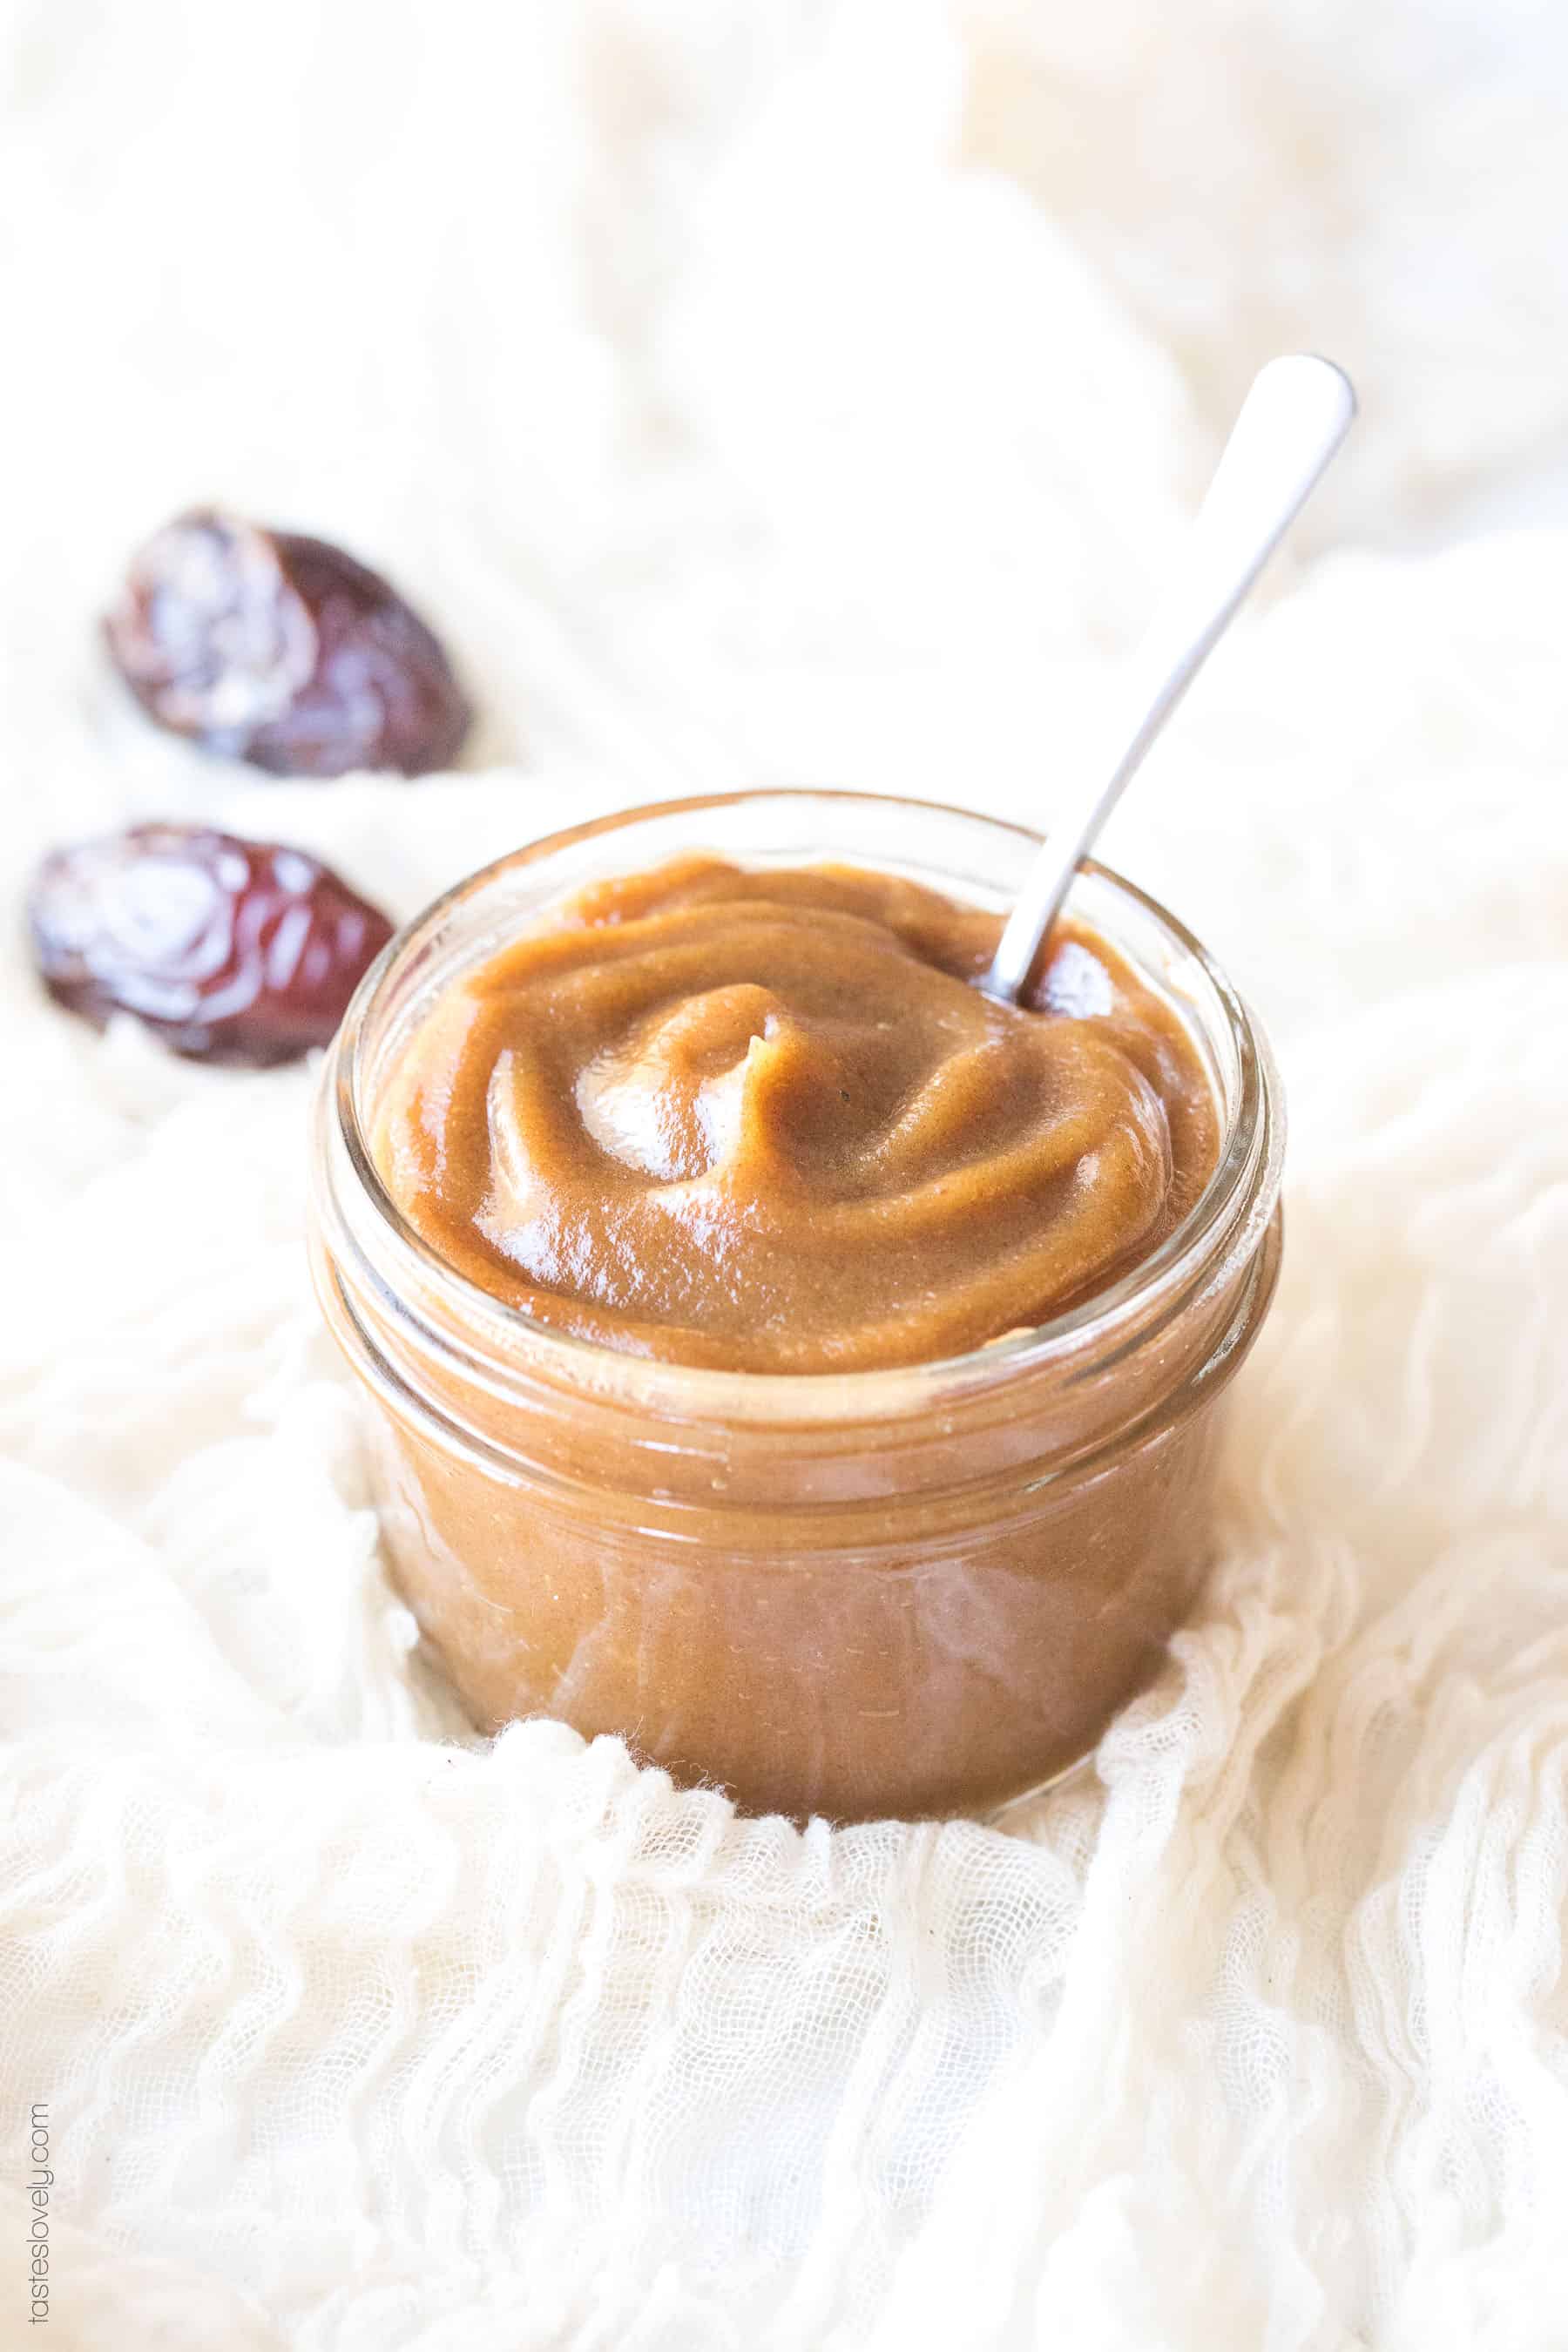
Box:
320;787;1282;1427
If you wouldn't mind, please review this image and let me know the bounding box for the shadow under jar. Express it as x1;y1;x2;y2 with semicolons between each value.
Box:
308;791;1284;1824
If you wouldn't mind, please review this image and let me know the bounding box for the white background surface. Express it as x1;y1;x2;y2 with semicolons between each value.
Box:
2;3;1567;2345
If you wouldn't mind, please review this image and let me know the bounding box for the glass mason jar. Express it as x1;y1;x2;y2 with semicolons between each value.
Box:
309;791;1283;1823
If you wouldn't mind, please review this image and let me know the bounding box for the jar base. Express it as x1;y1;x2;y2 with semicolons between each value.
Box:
981;1747;1096;1831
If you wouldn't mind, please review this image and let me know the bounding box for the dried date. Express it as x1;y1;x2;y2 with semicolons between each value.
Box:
104;510;471;778
28;823;394;1065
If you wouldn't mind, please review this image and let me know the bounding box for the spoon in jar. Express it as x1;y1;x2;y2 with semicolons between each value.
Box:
981;352;1356;1004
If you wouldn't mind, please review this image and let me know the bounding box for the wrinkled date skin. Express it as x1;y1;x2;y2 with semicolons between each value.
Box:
104;510;472;778
29;823;395;1065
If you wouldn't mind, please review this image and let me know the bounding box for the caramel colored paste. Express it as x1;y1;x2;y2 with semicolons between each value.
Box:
375;858;1218;1370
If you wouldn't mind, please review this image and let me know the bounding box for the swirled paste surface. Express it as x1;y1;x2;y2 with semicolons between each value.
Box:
374;858;1218;1371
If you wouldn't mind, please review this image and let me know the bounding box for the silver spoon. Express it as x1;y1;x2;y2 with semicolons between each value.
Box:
982;353;1356;1004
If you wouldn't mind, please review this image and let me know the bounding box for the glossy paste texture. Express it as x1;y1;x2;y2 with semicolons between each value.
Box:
375;858;1218;1370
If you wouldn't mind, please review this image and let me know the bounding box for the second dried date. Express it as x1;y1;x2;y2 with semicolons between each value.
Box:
28;823;394;1065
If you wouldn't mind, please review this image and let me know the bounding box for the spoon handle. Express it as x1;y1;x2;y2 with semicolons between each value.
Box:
983;354;1357;1004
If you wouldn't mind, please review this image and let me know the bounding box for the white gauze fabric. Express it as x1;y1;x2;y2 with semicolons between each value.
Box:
3;3;1568;2348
